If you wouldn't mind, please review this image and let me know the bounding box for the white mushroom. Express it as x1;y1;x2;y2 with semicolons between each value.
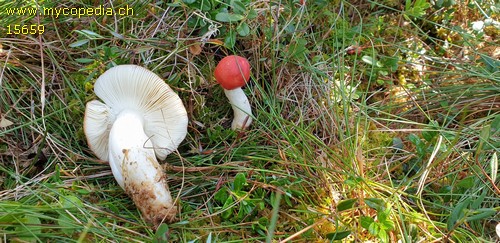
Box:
84;65;188;227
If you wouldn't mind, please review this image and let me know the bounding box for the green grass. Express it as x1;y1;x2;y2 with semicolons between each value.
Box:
1;0;499;242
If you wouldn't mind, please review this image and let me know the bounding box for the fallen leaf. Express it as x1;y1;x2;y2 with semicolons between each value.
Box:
188;42;202;55
0;117;14;128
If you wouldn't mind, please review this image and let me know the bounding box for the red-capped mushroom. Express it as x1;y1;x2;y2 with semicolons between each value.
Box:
214;55;252;130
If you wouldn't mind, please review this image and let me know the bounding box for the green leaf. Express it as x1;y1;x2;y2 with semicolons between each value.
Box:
224;30;237;48
376;61;384;68
378;70;388;75
405;0;430;18
60;195;83;209
0;213;18;223
198;1;212;11
465;208;496;222
215;12;244;22
79;29;103;38
381;219;395;230
368;221;379;235
154;224;169;243
284;23;296;34
247;9;258;19
408;133;422;146
456;176;475;189
110;30;124;39
365;198;385;211
336;199;357;211
477;122;492;151
17;216;42;241
384;56;399;72
360;216;374;229
379;208;395;230
288;38;308;59
378;228;389;243
214;188;229;203
479;53;500;73
362;55;376;66
377;208;390;222
422;129;437;142
75;58;94;64
236;203;247;219
447;197;471;230
257;216;269;229
326;230;351;240
470;189;487;210
69;39;89;48
344;176;362;187
58;213;76;235
233;172;247;193
490;153;498;183
231;0;246;14
408;133;426;156
221;196;234;219
206;232;212;243
237;22;250;36
392;137;404;150
491;115;500;135
436;0;456;7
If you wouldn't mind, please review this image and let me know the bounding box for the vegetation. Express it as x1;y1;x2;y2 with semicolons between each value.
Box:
1;0;499;242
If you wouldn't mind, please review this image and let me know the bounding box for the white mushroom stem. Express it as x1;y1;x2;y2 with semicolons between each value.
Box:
223;88;252;130
108;110;176;225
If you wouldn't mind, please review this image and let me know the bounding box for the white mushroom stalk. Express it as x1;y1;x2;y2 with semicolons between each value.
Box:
108;110;176;224
223;88;252;130
84;65;188;227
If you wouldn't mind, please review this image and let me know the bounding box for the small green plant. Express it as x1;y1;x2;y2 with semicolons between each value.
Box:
214;172;265;222
212;172;304;236
446;189;496;235
361;55;399;85
360;203;395;243
182;0;257;48
404;0;430;18
0;202;43;242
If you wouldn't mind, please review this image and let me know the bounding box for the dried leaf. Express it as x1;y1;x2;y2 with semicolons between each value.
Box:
0;117;14;128
189;43;202;55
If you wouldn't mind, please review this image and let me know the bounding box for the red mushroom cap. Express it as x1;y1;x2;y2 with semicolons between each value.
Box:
214;55;251;90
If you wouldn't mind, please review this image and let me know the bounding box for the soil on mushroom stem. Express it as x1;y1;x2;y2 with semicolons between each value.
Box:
125;172;177;228
121;151;177;227
125;178;177;227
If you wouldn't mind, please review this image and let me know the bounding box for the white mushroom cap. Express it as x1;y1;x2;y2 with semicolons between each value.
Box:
84;100;113;161
84;65;188;161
